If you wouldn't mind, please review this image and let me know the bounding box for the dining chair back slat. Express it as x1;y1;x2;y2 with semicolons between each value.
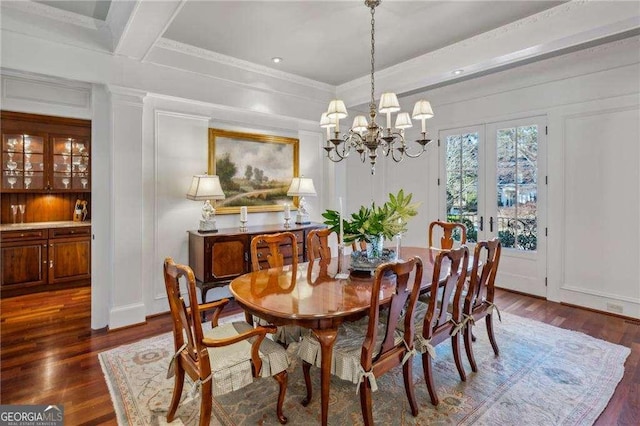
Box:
428;221;467;250
251;232;298;271
306;228;336;262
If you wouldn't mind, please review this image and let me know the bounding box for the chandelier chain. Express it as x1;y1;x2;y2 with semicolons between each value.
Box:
370;4;376;111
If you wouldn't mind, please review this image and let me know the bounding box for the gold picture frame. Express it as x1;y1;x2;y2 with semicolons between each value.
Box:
208;128;300;214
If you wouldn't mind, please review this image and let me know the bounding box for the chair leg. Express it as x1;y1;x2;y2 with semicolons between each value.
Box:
167;365;185;422
403;357;419;416
359;379;374;426
486;314;500;356
464;323;478;373
198;379;213;426
452;333;466;382
301;360;313;406
421;352;439;406
273;370;288;424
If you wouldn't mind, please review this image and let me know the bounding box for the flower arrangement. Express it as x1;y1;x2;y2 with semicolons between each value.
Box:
322;190;420;244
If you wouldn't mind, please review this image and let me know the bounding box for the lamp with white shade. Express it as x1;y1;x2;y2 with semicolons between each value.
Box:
286;176;317;224
186;174;226;233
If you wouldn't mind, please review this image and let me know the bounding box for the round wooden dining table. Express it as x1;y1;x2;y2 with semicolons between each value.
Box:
229;246;466;426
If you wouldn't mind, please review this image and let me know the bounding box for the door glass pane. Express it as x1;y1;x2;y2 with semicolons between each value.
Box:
496;125;538;250
446;132;479;243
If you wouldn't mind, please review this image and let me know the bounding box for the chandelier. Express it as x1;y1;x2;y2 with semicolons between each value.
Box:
320;0;434;175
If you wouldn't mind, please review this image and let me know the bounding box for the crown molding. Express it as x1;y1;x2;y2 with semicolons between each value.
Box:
155;38;335;93
340;1;590;93
337;0;640;105
1;0;104;31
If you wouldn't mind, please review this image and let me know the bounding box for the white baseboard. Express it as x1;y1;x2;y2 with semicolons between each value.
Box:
109;302;146;330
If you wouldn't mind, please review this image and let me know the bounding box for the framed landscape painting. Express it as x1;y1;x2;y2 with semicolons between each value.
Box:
208;128;300;214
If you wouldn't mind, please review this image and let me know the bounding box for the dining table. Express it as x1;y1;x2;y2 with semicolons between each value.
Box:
229;246;472;426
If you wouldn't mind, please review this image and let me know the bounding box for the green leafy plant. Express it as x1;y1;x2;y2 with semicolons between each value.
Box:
322;190;420;243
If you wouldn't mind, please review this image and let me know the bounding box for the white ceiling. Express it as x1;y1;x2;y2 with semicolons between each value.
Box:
25;0;564;86
3;0;638;100
162;1;564;85
35;0;111;21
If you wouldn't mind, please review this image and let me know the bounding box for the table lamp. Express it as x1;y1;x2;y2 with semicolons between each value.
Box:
186;174;225;233
287;176;317;224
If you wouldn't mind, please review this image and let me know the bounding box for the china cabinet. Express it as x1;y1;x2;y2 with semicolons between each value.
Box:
1;112;90;193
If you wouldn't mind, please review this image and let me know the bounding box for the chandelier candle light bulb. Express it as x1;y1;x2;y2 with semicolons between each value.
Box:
321;0;434;174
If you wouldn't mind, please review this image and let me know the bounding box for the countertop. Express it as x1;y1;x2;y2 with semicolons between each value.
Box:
0;221;91;232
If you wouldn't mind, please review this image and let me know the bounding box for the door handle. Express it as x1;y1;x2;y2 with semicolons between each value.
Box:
489;216;494;232
479;216;484;231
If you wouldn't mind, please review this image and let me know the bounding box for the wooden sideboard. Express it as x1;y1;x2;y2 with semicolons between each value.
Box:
188;222;324;302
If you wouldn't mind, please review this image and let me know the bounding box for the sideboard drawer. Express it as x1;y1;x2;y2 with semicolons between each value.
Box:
1;229;46;241
49;226;91;238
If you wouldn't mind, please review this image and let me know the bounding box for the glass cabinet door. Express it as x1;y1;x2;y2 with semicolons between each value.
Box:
2;134;45;190
51;137;90;191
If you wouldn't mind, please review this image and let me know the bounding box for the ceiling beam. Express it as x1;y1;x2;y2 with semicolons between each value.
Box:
107;0;186;60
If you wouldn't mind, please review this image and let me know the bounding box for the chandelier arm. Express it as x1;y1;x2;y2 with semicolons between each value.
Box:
391;147;405;162
401;145;428;159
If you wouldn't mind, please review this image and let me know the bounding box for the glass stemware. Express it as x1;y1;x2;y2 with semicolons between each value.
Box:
24;177;32;189
18;204;25;223
6;159;17;172
81;178;88;189
11;205;18;223
7;177;17;189
62;177;70;189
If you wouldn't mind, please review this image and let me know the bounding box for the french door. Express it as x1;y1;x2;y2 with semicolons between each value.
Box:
440;116;547;297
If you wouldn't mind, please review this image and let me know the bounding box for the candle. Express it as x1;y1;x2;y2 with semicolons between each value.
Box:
284;203;291;220
240;206;248;221
386;112;392;129
421;118;426;134
338;197;344;246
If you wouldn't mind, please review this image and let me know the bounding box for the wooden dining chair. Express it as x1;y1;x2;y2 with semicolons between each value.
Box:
463;238;502;372
297;257;424;425
306;228;337;262
428;220;467;250
408;246;469;406
251;231;299;271
163;258;289;425
250;232;303;345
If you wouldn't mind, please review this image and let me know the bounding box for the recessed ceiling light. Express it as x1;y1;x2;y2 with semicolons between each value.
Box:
272;57;283;64
453;69;464;75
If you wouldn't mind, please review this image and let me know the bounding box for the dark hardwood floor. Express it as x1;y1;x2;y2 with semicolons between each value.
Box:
1;287;638;425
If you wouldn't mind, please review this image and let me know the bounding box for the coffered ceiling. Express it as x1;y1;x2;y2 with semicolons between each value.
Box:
2;0;639;99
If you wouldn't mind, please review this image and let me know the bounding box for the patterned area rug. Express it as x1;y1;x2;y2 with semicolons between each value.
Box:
99;312;630;425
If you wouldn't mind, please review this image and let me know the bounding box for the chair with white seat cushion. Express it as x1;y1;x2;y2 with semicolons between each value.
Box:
297;257;424;425
250;232;304;345
403;246;469;406
463;238;502;371
163;257;289;425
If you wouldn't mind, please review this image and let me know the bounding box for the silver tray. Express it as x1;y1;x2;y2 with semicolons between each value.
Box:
350;248;398;272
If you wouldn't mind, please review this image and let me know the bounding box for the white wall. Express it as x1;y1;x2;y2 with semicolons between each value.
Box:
353;36;640;318
3;25;638;326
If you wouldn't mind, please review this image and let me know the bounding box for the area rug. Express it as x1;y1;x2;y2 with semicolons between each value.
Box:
99;312;630;425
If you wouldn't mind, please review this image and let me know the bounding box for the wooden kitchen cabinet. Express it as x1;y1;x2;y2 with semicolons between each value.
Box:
1;235;48;287
1;224;91;296
188;223;323;302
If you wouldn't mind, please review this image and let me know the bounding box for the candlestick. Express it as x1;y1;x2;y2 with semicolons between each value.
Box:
338;197;344;247
284;203;291;219
239;206;248;231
